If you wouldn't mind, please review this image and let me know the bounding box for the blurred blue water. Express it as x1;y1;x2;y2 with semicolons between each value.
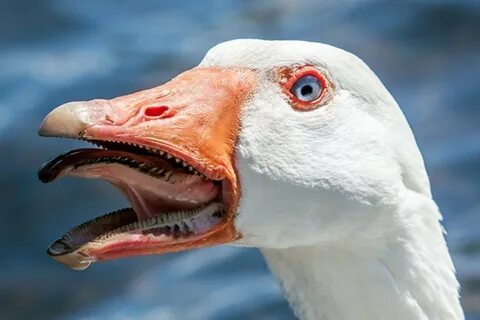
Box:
0;0;479;319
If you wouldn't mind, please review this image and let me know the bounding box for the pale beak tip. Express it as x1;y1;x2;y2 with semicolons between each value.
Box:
38;102;88;138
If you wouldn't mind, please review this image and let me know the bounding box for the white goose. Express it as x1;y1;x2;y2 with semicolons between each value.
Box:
38;39;463;320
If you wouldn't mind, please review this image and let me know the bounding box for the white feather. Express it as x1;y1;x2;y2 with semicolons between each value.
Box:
200;39;463;320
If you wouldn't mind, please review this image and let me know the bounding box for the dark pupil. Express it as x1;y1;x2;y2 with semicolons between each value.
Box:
300;85;313;96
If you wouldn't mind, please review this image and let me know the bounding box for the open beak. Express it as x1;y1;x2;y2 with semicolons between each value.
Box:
38;67;255;270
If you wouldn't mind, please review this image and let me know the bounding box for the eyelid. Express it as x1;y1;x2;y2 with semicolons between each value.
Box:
285;68;327;91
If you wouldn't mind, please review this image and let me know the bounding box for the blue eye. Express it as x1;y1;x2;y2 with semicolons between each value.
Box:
291;75;322;102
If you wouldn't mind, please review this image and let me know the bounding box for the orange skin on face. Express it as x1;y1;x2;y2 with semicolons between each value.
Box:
85;67;256;180
70;67;257;260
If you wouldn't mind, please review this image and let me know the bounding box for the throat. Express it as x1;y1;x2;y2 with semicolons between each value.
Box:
262;246;413;320
260;198;463;320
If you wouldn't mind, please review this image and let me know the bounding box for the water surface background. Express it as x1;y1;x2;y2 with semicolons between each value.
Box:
1;0;479;319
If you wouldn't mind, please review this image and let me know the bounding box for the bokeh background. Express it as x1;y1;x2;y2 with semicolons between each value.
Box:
1;0;479;319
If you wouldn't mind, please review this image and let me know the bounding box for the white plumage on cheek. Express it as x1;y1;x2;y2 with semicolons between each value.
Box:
233;71;404;247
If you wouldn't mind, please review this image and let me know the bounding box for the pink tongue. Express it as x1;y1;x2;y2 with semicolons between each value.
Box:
67;163;220;221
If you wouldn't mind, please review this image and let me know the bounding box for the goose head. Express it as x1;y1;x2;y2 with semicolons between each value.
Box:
39;39;431;268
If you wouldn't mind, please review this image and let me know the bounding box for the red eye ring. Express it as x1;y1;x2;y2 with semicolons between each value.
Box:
279;66;332;111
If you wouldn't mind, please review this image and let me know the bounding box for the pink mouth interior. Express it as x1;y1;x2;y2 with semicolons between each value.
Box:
62;151;221;221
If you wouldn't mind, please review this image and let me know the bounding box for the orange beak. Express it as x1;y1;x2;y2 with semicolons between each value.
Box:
38;67;256;270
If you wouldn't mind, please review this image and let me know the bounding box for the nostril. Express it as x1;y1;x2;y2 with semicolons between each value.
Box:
144;105;169;118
